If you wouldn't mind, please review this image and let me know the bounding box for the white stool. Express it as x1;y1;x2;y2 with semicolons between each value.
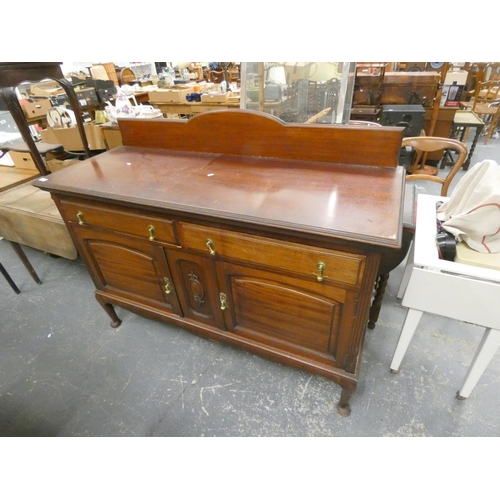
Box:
391;194;500;399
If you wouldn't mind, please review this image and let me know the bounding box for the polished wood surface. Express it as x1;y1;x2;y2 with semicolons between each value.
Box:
119;110;403;168
38;145;404;249
35;110;406;416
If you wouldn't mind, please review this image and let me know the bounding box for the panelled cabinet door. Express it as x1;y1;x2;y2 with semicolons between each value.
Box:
72;226;182;316
215;261;358;370
166;248;225;330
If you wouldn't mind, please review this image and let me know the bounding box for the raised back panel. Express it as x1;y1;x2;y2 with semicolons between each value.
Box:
118;109;403;168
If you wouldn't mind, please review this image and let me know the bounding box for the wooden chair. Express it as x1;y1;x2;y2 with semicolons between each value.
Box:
460;75;500;144
403;136;468;196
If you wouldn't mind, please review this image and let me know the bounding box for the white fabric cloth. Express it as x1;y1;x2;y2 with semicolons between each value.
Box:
436;159;500;253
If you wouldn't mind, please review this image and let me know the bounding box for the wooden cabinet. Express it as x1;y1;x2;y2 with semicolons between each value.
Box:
35;110;405;416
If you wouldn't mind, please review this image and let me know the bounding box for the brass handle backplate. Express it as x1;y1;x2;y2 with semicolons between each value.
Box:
316;261;327;282
206;238;216;256
148;225;156;241
164;277;172;294
77;211;85;225
220;292;228;310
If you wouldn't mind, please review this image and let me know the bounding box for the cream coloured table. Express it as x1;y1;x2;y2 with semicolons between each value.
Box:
391;193;500;399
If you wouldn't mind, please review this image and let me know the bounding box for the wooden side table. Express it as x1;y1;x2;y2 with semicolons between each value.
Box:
392;194;500;400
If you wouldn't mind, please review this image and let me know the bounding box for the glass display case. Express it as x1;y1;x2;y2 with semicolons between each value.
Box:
240;62;356;124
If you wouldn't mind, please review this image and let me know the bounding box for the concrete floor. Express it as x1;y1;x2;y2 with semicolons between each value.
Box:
1;134;499;437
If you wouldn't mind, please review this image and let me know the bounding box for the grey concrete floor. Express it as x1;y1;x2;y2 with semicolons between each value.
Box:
0;134;499;437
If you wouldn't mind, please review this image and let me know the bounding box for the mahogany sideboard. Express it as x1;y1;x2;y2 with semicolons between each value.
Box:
34;110;405;416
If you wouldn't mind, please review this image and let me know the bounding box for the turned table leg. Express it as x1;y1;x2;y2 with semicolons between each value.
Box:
368;273;390;329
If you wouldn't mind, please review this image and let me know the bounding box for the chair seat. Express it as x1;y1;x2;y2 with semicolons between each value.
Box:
0;180;77;259
474;102;499;115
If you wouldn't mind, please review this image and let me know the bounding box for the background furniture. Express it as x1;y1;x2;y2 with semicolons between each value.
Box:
34;110;405;417
403;136;468;195
0;62;81;260
391;194;500;399
0;241;42;294
460;75;500;144
0;62;90;175
448;110;484;169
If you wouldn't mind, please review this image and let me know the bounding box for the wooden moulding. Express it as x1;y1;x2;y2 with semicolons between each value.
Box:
117;109;404;168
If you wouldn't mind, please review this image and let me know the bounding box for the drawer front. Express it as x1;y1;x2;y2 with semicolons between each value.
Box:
179;223;365;287
58;198;178;245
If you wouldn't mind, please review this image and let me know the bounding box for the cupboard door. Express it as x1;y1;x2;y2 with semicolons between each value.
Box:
216;261;358;369
166;248;225;329
73;226;182;316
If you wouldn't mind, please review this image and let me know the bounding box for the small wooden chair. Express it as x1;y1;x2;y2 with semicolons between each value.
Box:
402;136;468;196
460;76;500;144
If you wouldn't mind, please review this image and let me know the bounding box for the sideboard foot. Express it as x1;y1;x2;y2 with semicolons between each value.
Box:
337;387;353;417
97;298;122;328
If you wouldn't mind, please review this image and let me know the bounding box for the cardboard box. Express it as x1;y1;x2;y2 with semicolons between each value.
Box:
440;70;468;107
40;123;106;150
30;81;64;97
75;88;100;107
201;92;231;103
8;151;38;171
47;158;81;172
148;87;192;103
21;98;52;120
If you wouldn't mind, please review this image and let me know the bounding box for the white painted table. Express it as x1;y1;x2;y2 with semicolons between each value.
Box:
391;193;500;399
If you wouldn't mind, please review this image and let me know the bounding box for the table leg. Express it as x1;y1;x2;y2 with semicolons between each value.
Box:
390;308;423;374
0;262;21;294
10;242;42;284
463;126;483;170
457;328;500;399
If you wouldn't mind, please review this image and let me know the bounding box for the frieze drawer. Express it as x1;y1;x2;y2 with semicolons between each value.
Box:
179;222;366;287
57;197;178;245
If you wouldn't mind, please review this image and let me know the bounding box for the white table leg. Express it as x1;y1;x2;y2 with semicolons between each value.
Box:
397;241;414;299
390;308;423;374
457;328;500;399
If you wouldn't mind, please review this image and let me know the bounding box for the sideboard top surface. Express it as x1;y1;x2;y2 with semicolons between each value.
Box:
35;145;405;249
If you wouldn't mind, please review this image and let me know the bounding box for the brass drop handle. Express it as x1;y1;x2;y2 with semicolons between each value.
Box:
206;238;216;256
77;211;85;225
164;277;172;294
316;261;327;282
148;225;156;241
220;292;228;310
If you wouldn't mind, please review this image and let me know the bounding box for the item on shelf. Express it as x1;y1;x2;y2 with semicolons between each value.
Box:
46;107;76;129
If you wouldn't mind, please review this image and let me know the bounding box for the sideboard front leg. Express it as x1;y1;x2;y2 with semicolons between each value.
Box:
96;297;122;328
337;387;354;417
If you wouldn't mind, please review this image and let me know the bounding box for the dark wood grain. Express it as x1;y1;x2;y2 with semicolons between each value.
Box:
35;146;405;249
35;110;406;416
118;110;404;168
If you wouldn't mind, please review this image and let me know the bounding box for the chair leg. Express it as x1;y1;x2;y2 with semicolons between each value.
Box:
457;328;500;400
0;261;21;294
484;113;500;145
9;241;42;284
390;308;423;374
